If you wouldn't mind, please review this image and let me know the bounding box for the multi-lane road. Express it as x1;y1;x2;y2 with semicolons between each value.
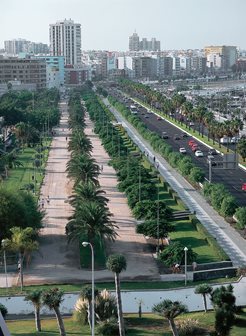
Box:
110;90;246;207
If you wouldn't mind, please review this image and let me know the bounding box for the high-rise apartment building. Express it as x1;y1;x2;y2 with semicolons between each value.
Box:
129;32;140;51
4;39;49;55
204;45;237;70
49;19;82;66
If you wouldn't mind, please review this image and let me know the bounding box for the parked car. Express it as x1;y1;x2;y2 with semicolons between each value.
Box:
179;147;187;154
195;150;204;157
174;134;181;140
189;121;195;126
242;183;246;191
157;116;162;120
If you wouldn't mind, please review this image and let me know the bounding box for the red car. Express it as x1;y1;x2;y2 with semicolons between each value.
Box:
188;140;196;147
191;145;200;152
242;183;246;191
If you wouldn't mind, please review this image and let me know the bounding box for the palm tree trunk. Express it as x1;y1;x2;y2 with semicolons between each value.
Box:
19;252;24;291
203;294;207;313
115;273;125;336
35;306;41;331
54;307;66;336
169;318;179;336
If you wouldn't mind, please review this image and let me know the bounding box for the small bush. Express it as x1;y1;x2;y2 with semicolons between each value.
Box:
0;303;8;318
177;318;206;336
97;318;119;335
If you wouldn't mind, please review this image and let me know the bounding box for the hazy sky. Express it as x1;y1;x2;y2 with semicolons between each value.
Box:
1;0;245;51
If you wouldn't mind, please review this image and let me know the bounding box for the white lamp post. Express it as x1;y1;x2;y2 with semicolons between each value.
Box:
184;247;188;286
1;239;8;293
82;242;95;336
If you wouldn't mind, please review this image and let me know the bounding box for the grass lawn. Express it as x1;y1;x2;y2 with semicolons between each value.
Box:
6;310;246;335
0;277;239;297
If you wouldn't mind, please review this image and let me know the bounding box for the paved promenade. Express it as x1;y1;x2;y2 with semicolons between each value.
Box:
0;100;159;287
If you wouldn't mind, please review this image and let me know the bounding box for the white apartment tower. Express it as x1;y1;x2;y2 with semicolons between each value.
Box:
49;19;81;66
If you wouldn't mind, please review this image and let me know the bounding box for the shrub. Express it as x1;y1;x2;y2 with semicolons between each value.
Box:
234;207;246;229
189;167;205;183
177;318;206;336
219;196;237;217
97;318;119;335
0;303;8;318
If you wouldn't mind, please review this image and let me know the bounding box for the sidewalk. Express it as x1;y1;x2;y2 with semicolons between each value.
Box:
105;98;246;267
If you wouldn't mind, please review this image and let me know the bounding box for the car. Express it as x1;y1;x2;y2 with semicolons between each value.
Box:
189;121;195;126
188;140;196;146
191;145;200;152
242;183;246;191
208;148;218;155
157;116;162;120
144;115;149;118
195;150;204;157
161;132;169;139
179;147;187;154
181;132;189;138
147;110;152;114
174;134;181;140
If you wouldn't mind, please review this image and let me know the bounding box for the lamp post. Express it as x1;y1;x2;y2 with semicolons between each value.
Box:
82;242;95;336
184;247;188;286
1;239;8;293
156;183;160;256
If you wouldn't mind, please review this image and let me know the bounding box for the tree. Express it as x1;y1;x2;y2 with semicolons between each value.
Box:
4;227;39;290
25;290;43;331
219;196;237;217
133;200;172;221
42;288;66;336
189;167;205;183
106;254;127;336
237;136;246;161
68;130;93;154
66;201;117;245
152;299;187;336
234;207;246;229
194;284;213;312
136;220;174;245
211;285;236;336
159;242;197;267
0;303;8;319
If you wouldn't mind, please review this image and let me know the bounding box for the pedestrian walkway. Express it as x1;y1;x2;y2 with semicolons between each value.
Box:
104;98;246;267
0;100;159;288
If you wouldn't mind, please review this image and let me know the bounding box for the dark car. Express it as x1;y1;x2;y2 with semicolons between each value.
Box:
208;148;218;155
174;134;181;140
181;132;189;138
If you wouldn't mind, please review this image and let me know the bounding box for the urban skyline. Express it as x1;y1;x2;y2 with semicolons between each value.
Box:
1;0;246;51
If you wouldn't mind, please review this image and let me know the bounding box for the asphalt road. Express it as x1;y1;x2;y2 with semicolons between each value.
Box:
110;90;246;207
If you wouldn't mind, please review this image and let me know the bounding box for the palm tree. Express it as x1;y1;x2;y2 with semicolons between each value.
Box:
153;299;187;336
42;288;66;336
24;290;43;331
66;201;117;245
106;254;127;336
69;181;108;209
194;284;213;312
68;130;93;154
4;227;39;290
66;153;100;186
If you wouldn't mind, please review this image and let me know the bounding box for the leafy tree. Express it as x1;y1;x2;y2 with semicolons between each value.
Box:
42;288;66;336
234;207;246;229
106;254;127;336
219;196;237;217
194;284;213;312
152;299;187;336
159;242;197;267
189;167;205;183
136;220;174;245
133;200;172;221
237;136;246;161
211;285;236;336
25;290;43;331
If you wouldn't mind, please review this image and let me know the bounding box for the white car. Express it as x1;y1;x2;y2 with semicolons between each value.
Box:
195;150;204;157
179;147;187;154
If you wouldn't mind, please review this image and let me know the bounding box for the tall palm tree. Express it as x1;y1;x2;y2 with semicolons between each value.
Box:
68;130;93;154
66;201;117;245
69;181;108;209
42;288;66;336
194;284;213;312
106;254;127;336
66;153;100;186
153;299;187;336
24;290;43;331
4;227;38;290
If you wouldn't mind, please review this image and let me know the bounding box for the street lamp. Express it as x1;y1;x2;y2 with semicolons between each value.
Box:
184;247;188;286
1;239;8;293
156;183;160;255
82;242;95;336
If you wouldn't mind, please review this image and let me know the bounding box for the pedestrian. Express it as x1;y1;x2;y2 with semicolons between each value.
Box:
65;136;67;141
101;164;103;172
192;261;198;271
47;195;50;204
153;156;156;162
41;198;45;208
